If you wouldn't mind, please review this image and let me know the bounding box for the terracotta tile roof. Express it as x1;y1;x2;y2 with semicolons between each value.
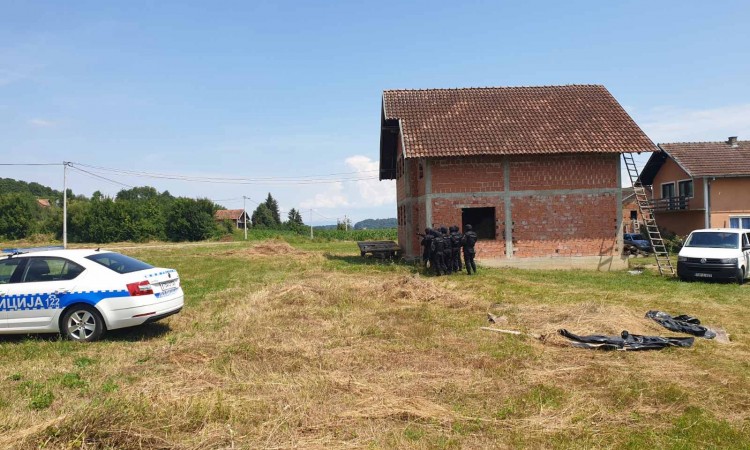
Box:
214;209;245;221
658;140;750;177
382;85;656;158
36;198;51;208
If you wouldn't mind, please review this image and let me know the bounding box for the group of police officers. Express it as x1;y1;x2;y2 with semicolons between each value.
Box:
419;224;478;276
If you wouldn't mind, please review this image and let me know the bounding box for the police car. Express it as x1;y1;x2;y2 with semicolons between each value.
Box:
0;248;184;341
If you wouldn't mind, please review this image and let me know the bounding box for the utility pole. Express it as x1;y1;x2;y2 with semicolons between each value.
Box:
243;196;248;240
344;214;348;231
309;208;313;239
63;162;68;249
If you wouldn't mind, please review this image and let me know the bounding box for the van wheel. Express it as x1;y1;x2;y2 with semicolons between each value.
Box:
62;305;105;342
739;267;746;285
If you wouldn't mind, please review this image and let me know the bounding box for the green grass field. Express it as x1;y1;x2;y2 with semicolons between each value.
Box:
0;239;748;449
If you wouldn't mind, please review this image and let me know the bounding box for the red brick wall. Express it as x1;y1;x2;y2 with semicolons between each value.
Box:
431;157;504;193
431;195;507;258
510;154;616;190
395;153;621;260
511;193;618;257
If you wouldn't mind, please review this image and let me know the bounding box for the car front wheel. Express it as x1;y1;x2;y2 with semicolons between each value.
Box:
62;305;105;342
738;267;746;285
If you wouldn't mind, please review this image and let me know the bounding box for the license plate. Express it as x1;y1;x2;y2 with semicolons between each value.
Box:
695;273;713;278
161;280;177;290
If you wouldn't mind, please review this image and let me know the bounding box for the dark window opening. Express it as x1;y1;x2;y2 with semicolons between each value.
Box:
418;163;424;179
461;207;496;240
629;210;638;220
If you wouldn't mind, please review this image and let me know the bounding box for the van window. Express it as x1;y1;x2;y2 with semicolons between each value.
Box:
684;232;739;249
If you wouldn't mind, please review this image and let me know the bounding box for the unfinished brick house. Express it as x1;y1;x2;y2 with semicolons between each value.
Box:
379;85;657;269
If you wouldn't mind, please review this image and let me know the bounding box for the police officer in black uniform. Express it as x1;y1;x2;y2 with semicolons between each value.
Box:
430;228;447;276
439;226;452;275
462;224;478;275
419;228;433;268
449;225;463;273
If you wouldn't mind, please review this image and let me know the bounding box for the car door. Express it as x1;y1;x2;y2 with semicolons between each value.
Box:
744;233;750;278
5;256;86;331
0;258;28;328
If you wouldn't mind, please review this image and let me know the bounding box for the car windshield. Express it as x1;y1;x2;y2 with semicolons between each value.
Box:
628;234;645;241
684;232;740;249
86;252;154;274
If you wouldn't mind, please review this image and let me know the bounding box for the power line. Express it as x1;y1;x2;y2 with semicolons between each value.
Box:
69;165;134;189
0;163;62;166
68;162;377;185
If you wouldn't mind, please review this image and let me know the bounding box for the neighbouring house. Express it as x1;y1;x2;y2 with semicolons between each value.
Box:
379;85;657;270
214;209;250;229
621;187;652;233
639;137;750;236
621;188;640;233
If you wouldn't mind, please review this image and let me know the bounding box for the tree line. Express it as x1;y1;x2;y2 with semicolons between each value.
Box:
0;179;310;243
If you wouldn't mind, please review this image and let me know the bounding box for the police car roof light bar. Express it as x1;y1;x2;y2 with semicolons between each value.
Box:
1;246;65;256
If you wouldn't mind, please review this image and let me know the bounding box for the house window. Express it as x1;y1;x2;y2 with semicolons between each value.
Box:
729;217;750;229
661;182;676;210
661;182;675;199
678;180;693;198
461;207;496;240
418;162;424;179
630;210;638;220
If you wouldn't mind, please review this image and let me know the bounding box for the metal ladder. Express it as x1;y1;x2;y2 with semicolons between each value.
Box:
622;153;676;276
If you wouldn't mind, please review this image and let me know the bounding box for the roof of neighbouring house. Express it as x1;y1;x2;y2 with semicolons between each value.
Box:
36;198;51;208
380;85;656;162
640;139;750;184
214;209;245;221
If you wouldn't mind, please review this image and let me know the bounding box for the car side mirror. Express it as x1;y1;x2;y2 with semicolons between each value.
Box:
744;245;750;251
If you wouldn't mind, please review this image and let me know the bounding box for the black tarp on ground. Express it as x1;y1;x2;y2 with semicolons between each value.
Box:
645;310;717;339
558;329;695;351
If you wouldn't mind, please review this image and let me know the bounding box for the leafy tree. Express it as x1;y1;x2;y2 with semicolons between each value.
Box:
116;186;159;202
0;193;37;239
287;208;304;225
68;196;125;243
165;198;217;242
336;217;352;231
251;203;276;228
0;178;62;198
264;193;281;226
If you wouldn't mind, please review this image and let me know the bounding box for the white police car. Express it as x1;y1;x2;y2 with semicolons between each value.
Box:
0;248;184;341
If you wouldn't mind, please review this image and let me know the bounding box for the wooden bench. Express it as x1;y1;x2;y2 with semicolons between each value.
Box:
357;241;401;259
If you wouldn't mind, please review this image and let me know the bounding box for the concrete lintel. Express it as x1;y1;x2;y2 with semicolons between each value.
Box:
504;157;513;259
425;158;433;227
410;187;619;203
478;255;629;271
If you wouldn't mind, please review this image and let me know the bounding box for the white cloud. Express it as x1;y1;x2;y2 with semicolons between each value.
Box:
300;181;350;209
636;104;750;143
299;155;395;210
29;118;56;127
344;155;396;207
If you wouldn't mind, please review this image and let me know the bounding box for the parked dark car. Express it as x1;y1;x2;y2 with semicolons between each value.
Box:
624;233;652;255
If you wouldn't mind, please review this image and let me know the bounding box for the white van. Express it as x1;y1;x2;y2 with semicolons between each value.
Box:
677;228;750;284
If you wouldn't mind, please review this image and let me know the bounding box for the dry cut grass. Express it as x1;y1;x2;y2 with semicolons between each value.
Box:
0;240;748;449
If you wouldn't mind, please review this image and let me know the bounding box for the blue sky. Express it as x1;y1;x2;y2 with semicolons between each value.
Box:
2;1;749;224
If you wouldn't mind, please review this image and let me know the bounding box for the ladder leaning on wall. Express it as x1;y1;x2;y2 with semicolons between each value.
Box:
622;153;676;276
